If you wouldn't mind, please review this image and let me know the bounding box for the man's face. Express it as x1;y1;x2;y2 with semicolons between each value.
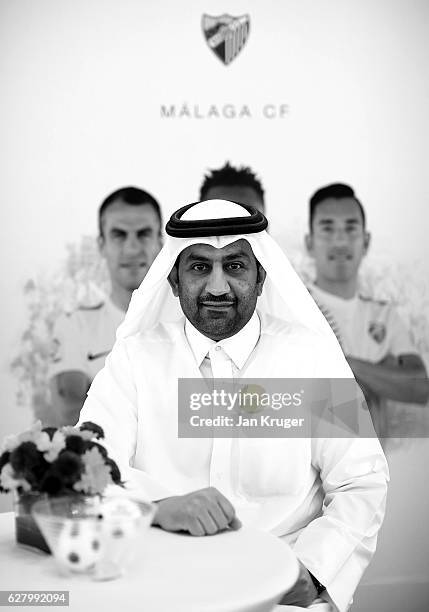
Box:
203;185;264;213
98;201;162;292
168;239;266;341
305;197;370;283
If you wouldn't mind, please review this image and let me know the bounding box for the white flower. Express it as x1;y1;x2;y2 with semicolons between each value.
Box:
0;464;31;492
60;426;79;437
73;447;112;495
20;421;43;443
78;430;94;441
43;431;66;463
1;421;44;453
2;435;20;452
34;432;51;453
61;426;94;441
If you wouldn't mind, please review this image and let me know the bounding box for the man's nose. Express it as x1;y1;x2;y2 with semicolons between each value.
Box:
123;235;142;255
331;228;349;245
205;265;231;296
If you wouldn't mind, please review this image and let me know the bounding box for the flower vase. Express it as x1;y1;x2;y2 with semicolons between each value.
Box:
14;492;50;553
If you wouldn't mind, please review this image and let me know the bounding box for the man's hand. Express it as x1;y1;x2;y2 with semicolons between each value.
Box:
278;560;318;607
152;487;242;536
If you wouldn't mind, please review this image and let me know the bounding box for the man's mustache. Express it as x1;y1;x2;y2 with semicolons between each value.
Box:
328;248;353;258
198;294;236;305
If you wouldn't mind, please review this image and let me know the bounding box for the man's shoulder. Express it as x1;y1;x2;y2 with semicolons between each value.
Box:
259;311;322;344
59;301;103;331
123;318;185;349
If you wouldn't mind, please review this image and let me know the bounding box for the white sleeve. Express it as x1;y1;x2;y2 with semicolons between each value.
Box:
294;436;388;612
78;339;173;501
48;313;88;378
292;338;389;612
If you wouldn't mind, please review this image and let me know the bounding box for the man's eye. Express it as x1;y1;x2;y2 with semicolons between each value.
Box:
137;231;152;240
226;262;243;271
111;232;126;240
191;263;208;272
316;225;333;234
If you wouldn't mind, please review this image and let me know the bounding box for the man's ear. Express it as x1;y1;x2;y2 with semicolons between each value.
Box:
97;235;105;256
305;233;314;256
256;264;267;296
156;234;163;255
363;231;371;255
167;265;179;297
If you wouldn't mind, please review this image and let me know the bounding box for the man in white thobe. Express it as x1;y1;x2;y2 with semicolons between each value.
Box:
79;200;388;612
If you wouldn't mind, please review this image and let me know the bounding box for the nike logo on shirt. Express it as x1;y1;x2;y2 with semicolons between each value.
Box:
87;351;110;361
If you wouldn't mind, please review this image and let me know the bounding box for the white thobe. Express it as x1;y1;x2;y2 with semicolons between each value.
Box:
79;310;388;612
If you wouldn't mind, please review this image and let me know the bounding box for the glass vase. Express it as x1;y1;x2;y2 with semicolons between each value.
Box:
14;491;51;553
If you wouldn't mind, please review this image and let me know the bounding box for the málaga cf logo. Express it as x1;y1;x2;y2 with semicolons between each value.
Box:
202;14;250;65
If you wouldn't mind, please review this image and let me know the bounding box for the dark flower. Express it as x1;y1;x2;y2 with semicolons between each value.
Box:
65;435;88;455
104;458;122;484
10;442;48;487
53;451;82;485
79;422;104;439
10;442;39;473
40;470;66;495
0;451;10;471
1;423;124;497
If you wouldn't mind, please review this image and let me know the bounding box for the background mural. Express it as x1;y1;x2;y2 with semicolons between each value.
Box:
1;1;428;609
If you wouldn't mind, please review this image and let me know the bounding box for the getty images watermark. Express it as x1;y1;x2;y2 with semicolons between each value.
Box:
177;378;426;438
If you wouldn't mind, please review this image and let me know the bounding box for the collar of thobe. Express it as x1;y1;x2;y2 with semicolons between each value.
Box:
184;310;261;371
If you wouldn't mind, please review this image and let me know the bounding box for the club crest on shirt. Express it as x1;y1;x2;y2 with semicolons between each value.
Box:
202;14;250;65
368;322;386;344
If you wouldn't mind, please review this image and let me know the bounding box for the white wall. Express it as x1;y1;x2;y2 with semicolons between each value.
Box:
1;0;428;605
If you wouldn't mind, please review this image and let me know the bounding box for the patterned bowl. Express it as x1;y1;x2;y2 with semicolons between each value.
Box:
31;495;156;580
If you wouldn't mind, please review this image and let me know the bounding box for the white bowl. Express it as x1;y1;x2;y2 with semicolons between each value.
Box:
32;495;156;580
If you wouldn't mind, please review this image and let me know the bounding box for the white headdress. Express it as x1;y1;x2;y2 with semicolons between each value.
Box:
116;200;338;344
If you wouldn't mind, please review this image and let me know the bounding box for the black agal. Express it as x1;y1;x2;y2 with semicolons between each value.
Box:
165;201;268;238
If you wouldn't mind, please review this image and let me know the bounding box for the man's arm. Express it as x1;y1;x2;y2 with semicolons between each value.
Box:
79;339;240;534
291;434;388;612
348;353;429;404
284;336;389;612
48;314;91;426
50;371;91;426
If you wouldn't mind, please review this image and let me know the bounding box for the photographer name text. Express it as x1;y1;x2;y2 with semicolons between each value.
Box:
189;415;305;429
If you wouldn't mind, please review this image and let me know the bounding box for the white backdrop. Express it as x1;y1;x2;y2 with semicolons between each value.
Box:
1;0;429;606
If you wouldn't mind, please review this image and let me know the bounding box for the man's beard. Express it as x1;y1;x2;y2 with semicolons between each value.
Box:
179;291;258;341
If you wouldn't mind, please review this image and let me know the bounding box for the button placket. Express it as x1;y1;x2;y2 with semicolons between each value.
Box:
208;345;234;496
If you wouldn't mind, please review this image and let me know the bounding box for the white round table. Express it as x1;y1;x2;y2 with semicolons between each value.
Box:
0;512;299;612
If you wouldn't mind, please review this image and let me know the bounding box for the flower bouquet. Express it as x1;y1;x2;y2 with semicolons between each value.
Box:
0;421;122;553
